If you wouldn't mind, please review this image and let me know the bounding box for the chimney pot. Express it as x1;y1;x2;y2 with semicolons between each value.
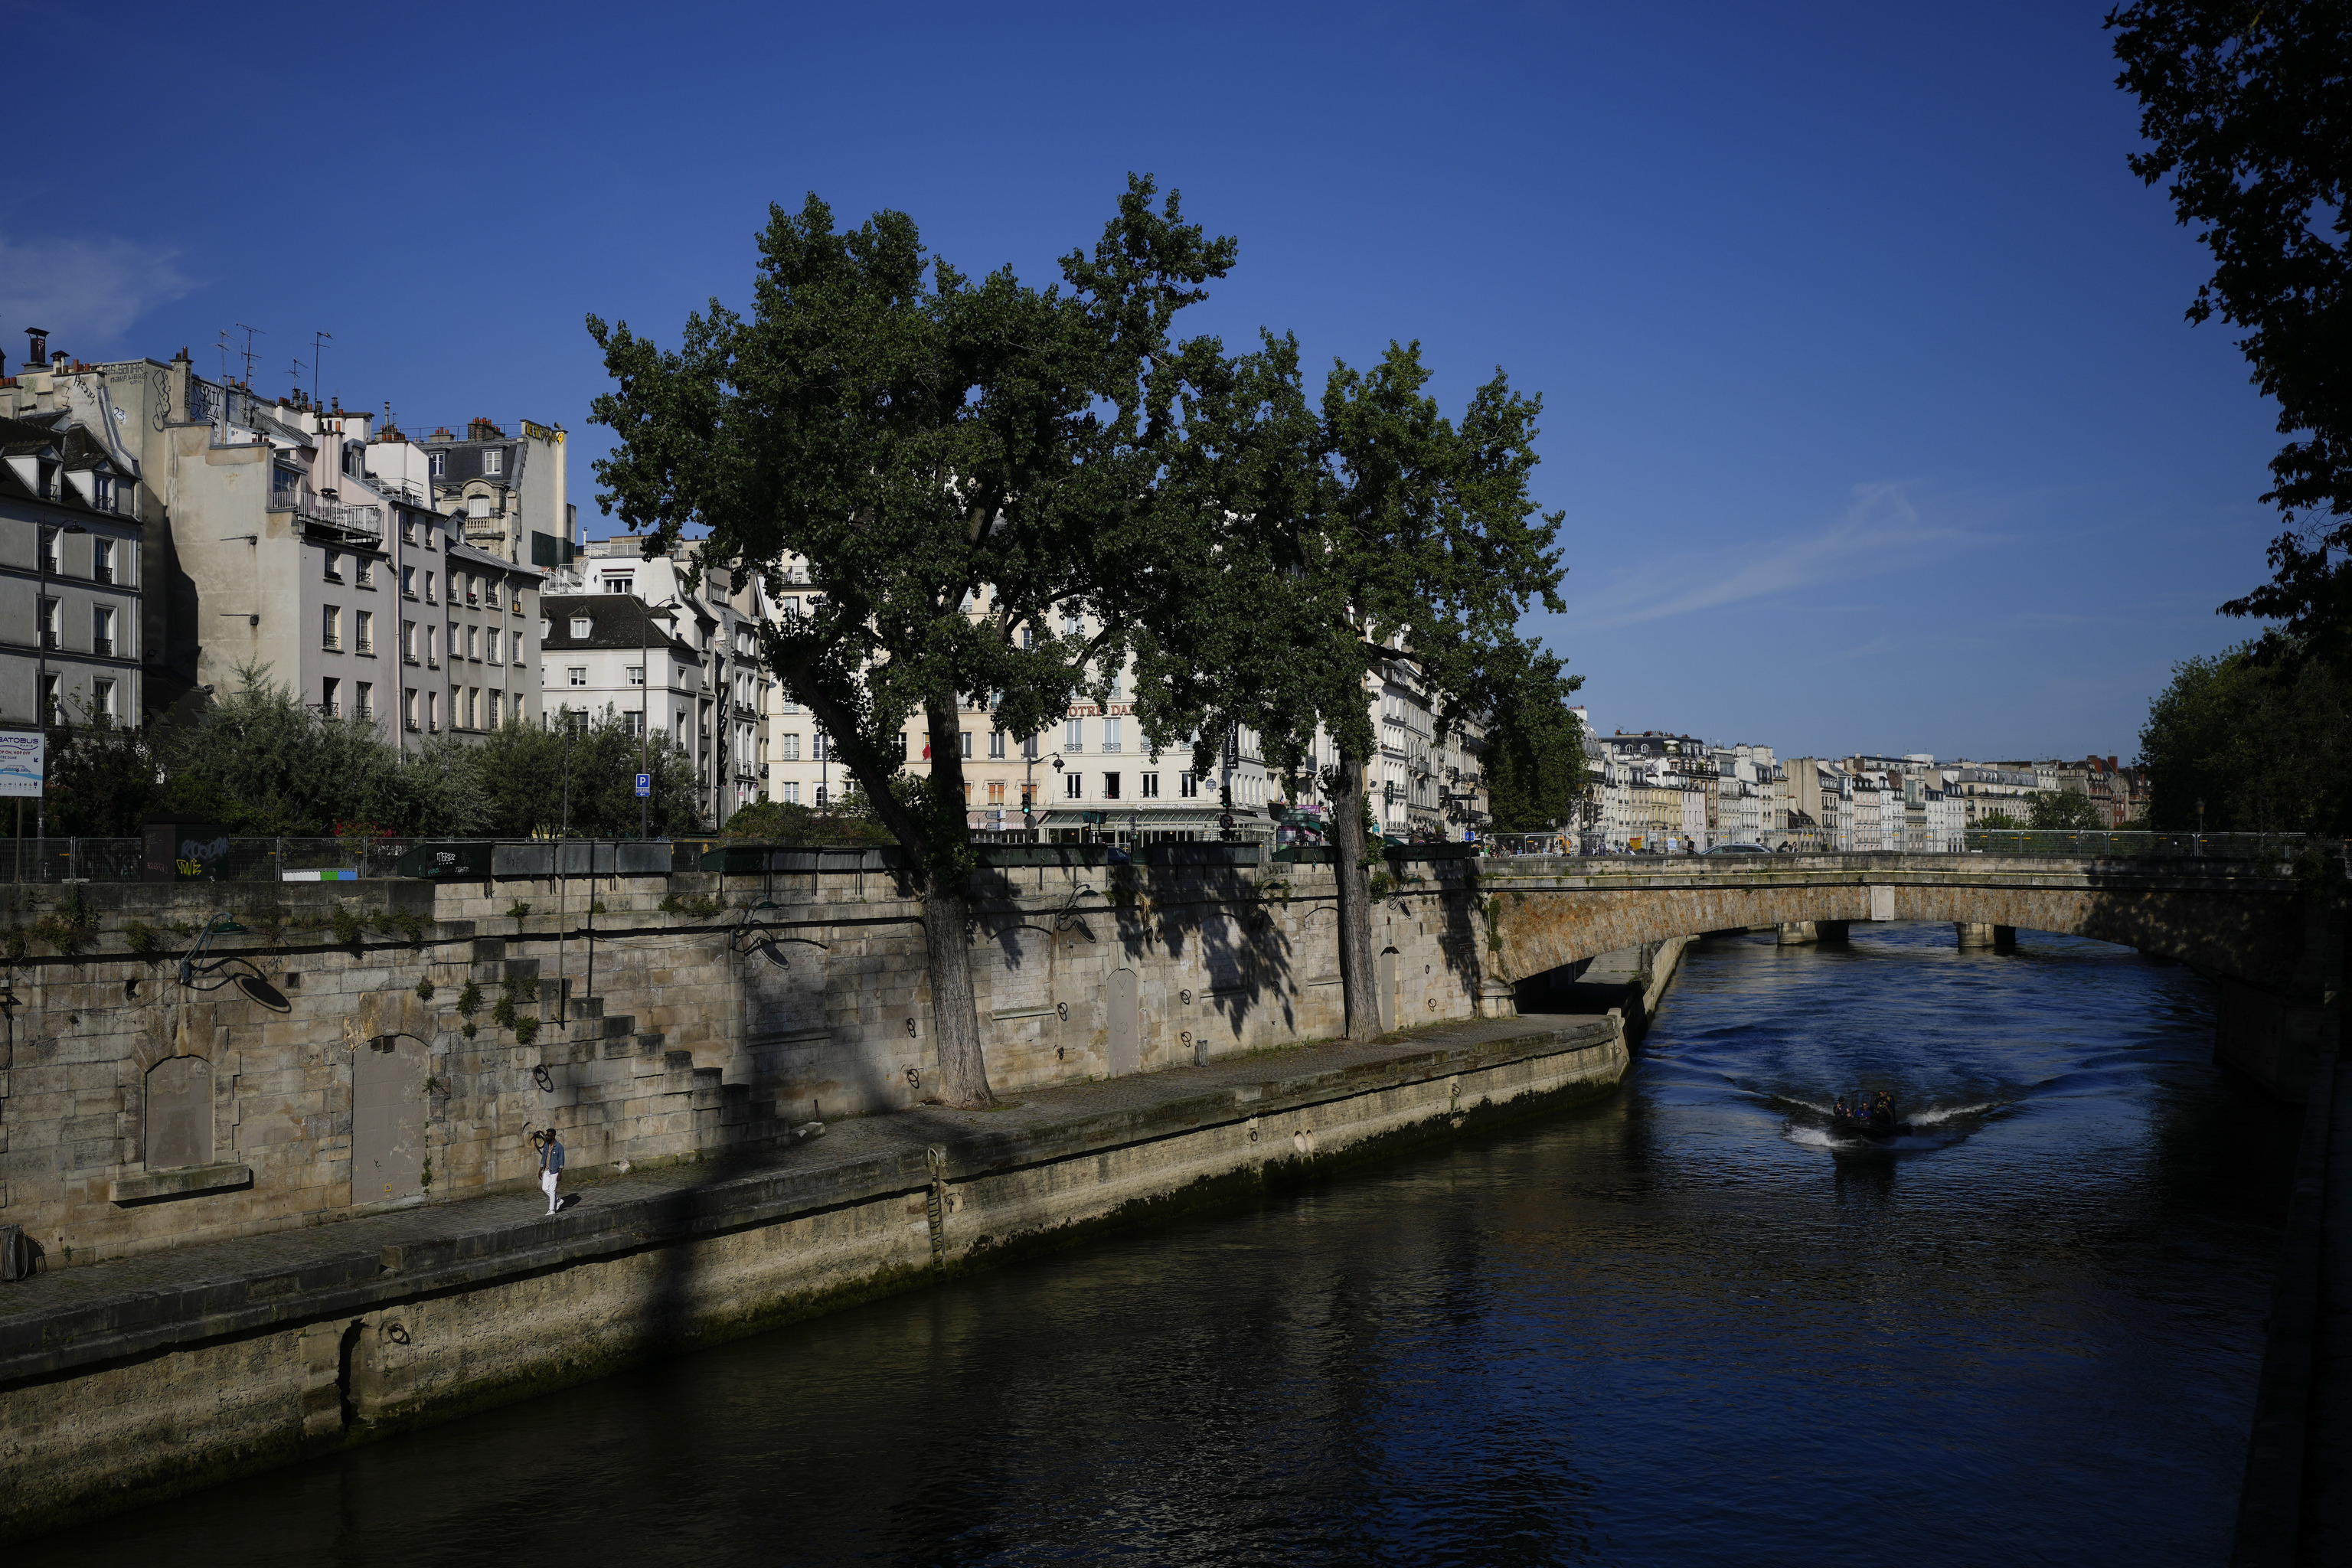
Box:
24;326;47;368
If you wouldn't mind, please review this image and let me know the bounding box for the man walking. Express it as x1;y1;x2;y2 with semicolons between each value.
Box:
538;1127;567;1215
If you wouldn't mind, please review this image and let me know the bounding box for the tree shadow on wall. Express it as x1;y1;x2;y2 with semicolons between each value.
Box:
1117;866;1298;1048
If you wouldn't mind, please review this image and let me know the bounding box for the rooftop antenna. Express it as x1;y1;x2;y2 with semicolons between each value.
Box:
290;357;306;402
233;322;263;385
214;330;231;386
312;330;332;412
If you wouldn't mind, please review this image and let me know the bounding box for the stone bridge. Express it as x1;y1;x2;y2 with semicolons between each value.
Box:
1469;852;2344;1101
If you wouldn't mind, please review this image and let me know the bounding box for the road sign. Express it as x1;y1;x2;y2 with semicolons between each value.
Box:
1218;812;1233;830
634;773;652;798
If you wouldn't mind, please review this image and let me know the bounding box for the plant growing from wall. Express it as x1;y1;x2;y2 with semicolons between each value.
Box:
330;903;364;946
507;900;532;924
415;976;436;1002
123;920;158;956
511;1014;540;1047
456;980;482;1019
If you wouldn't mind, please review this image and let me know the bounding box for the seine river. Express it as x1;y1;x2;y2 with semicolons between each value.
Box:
72;923;2296;1566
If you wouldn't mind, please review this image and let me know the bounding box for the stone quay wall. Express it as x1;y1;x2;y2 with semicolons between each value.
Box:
0;859;1505;1269
0;1017;1626;1537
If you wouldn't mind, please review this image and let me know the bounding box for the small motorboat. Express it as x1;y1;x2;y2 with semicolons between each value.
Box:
1829;1097;1913;1140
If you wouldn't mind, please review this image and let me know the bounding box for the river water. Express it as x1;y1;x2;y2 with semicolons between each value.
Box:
70;923;2298;1566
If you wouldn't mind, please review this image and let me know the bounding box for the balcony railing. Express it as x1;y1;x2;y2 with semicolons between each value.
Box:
293;493;383;544
94;563;113;584
41;630;57;649
322;635;340;651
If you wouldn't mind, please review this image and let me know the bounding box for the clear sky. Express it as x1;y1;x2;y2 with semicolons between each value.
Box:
1;2;2282;762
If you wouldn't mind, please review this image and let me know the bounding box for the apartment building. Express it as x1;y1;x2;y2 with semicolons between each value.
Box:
420;417;572;568
0;348;544;746
0;368;144;737
564;539;773;828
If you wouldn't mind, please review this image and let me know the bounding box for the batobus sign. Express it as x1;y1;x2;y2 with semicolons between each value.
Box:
0;730;44;799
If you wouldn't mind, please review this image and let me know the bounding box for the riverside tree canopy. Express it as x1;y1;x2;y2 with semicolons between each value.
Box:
586;177;1239;1104
2109;2;2352;658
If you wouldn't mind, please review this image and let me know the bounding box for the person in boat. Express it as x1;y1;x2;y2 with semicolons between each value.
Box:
1834;1096;1850;1122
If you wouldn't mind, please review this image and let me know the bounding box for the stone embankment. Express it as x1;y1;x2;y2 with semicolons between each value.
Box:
0;1009;1633;1537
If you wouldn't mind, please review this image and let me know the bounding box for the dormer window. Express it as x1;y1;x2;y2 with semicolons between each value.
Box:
484;448;504;476
93;474;113;511
570;616;590;638
429;451;446;478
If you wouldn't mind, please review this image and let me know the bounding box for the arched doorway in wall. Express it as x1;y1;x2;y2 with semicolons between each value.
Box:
1377;948;1400;1034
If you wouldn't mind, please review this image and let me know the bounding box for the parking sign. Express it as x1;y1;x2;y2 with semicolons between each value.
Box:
634;773;652;798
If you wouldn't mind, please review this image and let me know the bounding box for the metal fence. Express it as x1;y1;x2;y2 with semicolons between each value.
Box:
0;836;427;884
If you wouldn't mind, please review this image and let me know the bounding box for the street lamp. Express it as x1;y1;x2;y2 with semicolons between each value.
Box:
2195;796;2206;854
1017;746;1061;843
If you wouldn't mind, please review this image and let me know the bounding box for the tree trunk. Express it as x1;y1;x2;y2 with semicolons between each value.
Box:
796;687;995;1108
1327;747;1383;1041
921;701;993;1106
923;880;993;1105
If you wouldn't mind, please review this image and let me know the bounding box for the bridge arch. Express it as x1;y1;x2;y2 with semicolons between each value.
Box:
1475;855;2335;1100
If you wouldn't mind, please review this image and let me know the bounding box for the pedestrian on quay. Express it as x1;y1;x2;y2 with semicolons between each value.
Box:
538;1126;567;1215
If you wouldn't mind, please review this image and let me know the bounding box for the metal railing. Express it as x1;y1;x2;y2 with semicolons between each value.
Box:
0;836;426;884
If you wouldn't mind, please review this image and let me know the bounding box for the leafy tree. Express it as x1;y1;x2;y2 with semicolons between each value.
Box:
1975;809;2028;829
1153;334;1567;1040
162;665;484;835
42;715;165;836
2025;790;2108;830
717;798;895;845
2138;642;2352;832
1475;639;1589;834
473;710;699;838
2108;2;2352;659
588;178;1235;1104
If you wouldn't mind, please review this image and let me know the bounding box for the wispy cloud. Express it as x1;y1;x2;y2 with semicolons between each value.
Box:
1570;483;1984;631
0;233;195;347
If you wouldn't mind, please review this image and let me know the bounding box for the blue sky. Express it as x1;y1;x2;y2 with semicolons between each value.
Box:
2;2;2281;761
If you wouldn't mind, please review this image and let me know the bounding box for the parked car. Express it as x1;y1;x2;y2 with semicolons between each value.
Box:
1704;842;1772;855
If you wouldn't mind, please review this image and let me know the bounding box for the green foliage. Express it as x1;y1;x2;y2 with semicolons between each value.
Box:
492;993;516;1029
511;1014;539;1047
42;666;486;835
508;900;533;923
461;1021;479;1040
2109;4;2352;658
330;903;364;946
587;175;1235;890
1479;645;1589;832
472;710;699;838
2138;643;2352;833
415;976;436;1002
42;714;165;836
123;920;158;956
2025;791;2106;830
718;798;894;846
456;980;482;1018
1976;809;2027;830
